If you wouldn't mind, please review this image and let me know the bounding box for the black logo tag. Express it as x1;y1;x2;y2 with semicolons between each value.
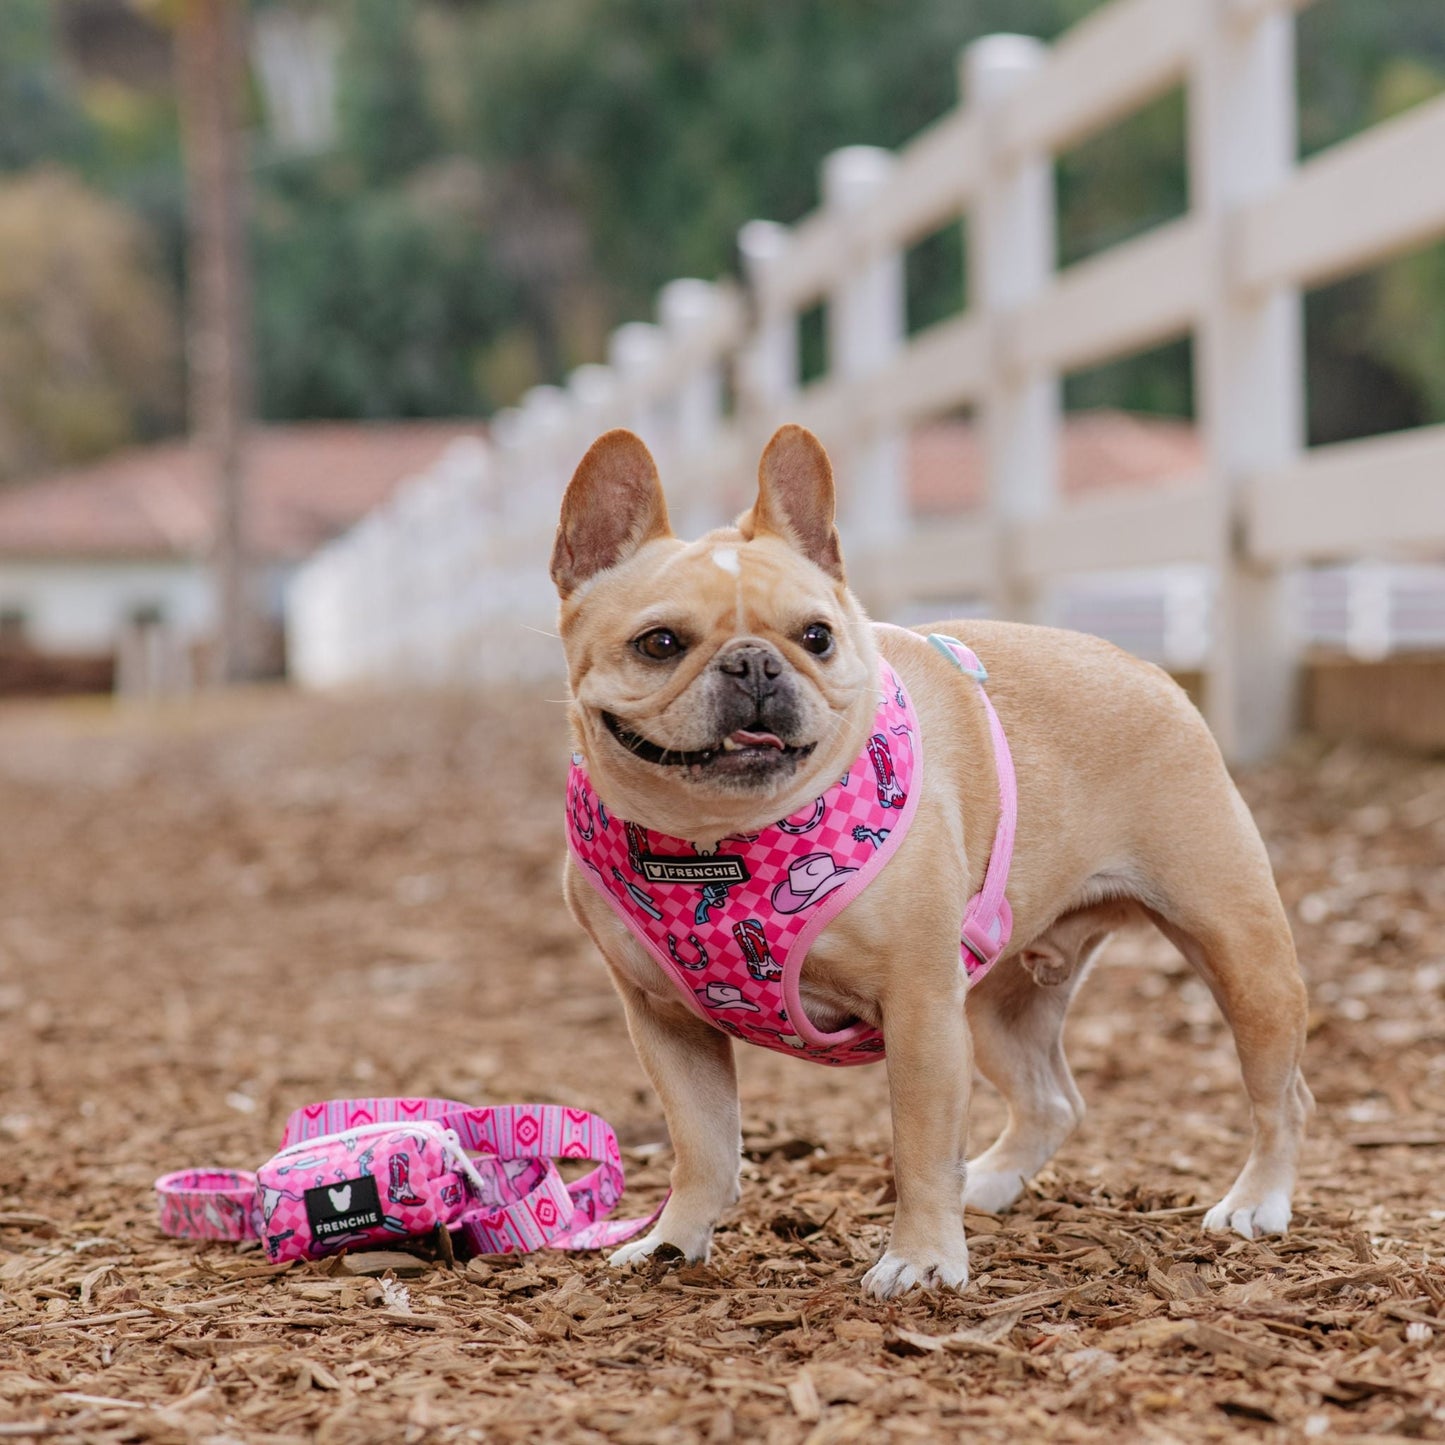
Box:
640;854;750;886
304;1175;383;1238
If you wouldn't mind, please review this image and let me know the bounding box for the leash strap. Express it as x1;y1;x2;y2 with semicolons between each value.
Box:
927;634;1017;972
155;1098;663;1255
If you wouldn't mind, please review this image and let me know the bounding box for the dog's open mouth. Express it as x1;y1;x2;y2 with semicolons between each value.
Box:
602;712;815;774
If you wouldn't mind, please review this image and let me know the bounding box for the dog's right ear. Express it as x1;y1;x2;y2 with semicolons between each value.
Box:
550;430;672;597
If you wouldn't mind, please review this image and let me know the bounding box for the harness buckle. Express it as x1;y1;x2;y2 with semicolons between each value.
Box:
960;896;1013;973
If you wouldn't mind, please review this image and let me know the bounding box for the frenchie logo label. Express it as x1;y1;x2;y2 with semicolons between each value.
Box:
640;854;750;886
304;1174;383;1237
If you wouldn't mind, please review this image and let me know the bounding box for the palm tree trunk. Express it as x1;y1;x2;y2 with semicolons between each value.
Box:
175;0;253;684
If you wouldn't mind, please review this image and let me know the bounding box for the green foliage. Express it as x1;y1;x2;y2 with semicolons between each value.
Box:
1296;17;1445;444
337;0;441;185
2;0;1444;469
461;0;1066;324
253;158;513;419
0;0;92;173
0;170;180;481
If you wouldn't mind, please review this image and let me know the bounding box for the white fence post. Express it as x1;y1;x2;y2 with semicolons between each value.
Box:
608;322;668;454
821;146;907;615
569;363;619;449
1191;0;1304;762
963;35;1060;623
738;220;798;457
659;278;728;536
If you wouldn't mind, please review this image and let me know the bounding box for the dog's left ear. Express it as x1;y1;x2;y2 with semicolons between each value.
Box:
740;425;845;582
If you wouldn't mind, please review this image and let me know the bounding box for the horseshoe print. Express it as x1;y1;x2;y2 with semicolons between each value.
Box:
667;932;709;970
777;796;825;834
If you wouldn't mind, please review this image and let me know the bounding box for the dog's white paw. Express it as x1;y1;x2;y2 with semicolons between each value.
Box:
963;1167;1025;1215
1202;1188;1291;1239
607;1228;708;1269
861;1247;969;1300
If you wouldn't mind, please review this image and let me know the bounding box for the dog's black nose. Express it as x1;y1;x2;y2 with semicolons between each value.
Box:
717;643;783;699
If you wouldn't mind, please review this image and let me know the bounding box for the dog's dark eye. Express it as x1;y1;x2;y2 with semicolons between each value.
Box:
635;628;685;662
800;622;834;657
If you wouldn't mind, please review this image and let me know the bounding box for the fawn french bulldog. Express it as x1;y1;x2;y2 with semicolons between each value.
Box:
550;424;1311;1299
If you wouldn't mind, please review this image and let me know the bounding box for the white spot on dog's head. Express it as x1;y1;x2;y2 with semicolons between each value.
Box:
711;546;740;576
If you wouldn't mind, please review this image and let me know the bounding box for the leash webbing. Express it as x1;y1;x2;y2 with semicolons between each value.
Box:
155;1098;663;1256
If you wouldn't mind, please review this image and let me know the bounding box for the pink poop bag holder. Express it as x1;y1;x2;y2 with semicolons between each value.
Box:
155;1098;661;1263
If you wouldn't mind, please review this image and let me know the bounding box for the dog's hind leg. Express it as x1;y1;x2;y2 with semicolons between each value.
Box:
1150;905;1312;1238
962;907;1120;1214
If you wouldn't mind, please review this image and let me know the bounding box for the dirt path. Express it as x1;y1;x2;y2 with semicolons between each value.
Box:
1;690;1442;1443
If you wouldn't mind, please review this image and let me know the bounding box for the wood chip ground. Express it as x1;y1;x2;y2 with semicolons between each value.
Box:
1;690;1442;1443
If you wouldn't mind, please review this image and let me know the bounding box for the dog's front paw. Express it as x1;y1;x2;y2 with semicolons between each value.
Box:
608;1227;709;1269
1202;1188;1291;1239
861;1247;969;1300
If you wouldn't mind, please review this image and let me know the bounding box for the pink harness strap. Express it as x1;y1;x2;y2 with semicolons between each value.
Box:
926;633;1017;974
155;1098;662;1256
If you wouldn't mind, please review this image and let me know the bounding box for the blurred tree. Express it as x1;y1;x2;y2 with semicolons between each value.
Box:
0;169;181;480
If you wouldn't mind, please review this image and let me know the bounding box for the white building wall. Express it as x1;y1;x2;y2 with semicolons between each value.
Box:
0;560;215;654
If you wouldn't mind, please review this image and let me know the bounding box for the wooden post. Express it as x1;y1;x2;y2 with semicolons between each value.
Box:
963;35;1060;623
821;147;906;614
1191;0;1304;762
175;0;254;684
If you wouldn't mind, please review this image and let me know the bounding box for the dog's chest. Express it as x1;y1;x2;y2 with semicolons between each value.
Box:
601;904;879;1033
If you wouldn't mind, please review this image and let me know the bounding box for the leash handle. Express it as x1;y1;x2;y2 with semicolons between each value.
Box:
156;1099;663;1256
155;1168;262;1241
280;1098;659;1254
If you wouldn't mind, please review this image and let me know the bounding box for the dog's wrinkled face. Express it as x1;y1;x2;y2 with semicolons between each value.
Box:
551;426;878;842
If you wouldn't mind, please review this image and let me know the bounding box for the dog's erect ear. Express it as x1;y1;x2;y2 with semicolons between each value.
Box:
739;425;844;582
551;430;672;597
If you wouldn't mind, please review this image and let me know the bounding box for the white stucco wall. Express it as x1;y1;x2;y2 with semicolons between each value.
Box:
0;560;215;653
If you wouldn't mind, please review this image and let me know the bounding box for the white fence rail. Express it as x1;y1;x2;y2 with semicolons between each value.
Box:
287;0;1445;762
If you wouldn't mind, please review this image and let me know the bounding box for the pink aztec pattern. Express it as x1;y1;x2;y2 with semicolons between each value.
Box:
567;659;924;1067
155;1098;663;1260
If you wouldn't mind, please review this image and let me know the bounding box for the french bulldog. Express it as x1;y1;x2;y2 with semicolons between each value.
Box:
550;424;1311;1298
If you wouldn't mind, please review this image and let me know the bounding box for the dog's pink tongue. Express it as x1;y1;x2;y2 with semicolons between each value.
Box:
729;729;785;750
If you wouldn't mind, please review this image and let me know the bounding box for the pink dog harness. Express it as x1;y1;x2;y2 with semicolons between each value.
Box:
567;632;1017;1066
155;1098;662;1261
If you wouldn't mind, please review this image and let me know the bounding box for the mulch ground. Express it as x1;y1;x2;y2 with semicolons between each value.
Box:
1;688;1442;1444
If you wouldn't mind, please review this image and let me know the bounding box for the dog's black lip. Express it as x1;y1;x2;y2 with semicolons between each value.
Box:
602;711;815;769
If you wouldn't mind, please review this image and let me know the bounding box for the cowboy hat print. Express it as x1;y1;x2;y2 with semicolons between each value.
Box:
697;982;760;1012
770;852;857;914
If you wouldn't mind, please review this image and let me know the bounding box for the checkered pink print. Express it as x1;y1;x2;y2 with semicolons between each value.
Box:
567;660;925;1066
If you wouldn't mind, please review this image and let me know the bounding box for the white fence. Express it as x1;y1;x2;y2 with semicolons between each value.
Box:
287;0;1445;762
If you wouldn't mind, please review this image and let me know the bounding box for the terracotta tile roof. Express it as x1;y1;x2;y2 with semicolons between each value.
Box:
0;422;485;563
909;408;1203;514
0;410;1199;564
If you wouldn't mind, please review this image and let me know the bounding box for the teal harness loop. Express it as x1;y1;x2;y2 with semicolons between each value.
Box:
929;631;987;681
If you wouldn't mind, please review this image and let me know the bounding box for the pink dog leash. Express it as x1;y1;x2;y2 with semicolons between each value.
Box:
156;1098;663;1260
